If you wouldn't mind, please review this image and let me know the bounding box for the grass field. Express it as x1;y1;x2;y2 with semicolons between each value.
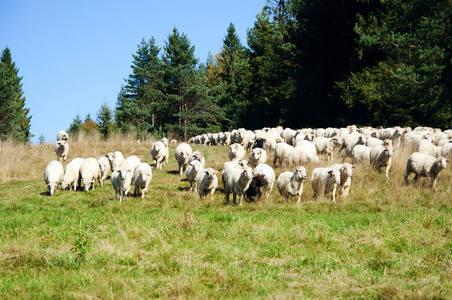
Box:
1;135;452;298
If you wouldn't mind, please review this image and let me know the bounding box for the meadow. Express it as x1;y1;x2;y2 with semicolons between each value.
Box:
0;134;451;299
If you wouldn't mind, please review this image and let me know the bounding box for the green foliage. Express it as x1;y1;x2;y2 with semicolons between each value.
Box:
96;101;115;139
0;47;32;142
67;114;83;137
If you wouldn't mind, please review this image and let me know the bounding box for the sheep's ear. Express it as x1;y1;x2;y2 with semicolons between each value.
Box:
327;170;334;176
393;147;397;151
446;159;450;163
352;165;356;169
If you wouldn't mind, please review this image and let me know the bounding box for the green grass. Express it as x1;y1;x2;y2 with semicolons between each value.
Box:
1;145;452;298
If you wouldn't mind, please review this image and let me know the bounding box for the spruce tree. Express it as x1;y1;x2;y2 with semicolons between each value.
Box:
96;101;115;138
0;47;32;142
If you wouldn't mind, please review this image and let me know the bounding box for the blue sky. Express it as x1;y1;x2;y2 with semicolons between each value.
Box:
1;0;266;143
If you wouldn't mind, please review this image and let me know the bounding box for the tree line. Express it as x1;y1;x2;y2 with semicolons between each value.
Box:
1;0;451;143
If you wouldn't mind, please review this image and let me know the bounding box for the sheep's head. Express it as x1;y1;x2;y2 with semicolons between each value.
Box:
294;167;307;180
341;163;355;177
107;152;116;163
204;168;218;182
436;157;449;170
328;169;341;185
242;167;254;180
252;174;267;187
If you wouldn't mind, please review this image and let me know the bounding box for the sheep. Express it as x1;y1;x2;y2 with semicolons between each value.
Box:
343;135;366;161
185;160;204;192
273;142;294;167
441;142;452;159
223;166;254;205
54;140;69;162
43;160;64;196
248;163;276;201
111;167;133;202
403;152;449;187
351;145;372;164
57;130;69;141
283;128;297;145
365;137;384;148
402;132;433;152
287;141;319;166
369;145;396;178
313;137;342;161
252;137;267;151
236;129;252;149
276;167;308;203
249;148;268;168
133;163;152;198
120;155;141;175
196;168;219;199
330;163;355;200
416;138;435;156
228;143;246;161
175;142;193;176
61;157;84;191
150;141;168;170
79;158;101;191
159;138;169;165
106;151;125;171
311;167;342;202
188;150;206;168
97;156;111;187
170;139;178;145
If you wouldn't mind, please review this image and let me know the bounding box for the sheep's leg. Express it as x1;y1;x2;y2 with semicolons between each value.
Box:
403;170;411;184
385;164;391;178
332;184;337;203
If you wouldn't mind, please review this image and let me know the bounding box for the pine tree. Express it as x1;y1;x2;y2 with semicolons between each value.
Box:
116;38;165;133
96;101;115;138
0;47;32;142
67;114;83;137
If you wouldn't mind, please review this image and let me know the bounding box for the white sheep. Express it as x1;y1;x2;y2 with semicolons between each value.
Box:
249;148;268;168
188;150;206;168
311;167;342;202
287;141;319;166
61;157;84;191
120;155;141;175
43;160;64;196
97;156;111;187
223;166;254;205
196;168;219;199
313;137;342;161
133;163;152;198
403;152;449;187
369;145;396;178
276;167;308;203
80;158;101;191
351;145;372;164
106;151;125;171
150;141;168;170
111;167;133;202
273;142;294;167
416;138;435;156
185;160;204;192
343;135;366;161
57;130;69;141
441;142;452;159
54;140;69;162
175;142;193;176
330;163;355;200
228;143;246;161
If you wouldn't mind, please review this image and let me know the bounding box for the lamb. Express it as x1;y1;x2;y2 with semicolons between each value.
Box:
249;148;268;168
330;163;355;200
106;151;125;171
54;140;69;162
185;160;204;192
57;130;69;141
351;145;372;164
287;141;319;166
248;163;276;201
273;142;294;167
223;166;254;205
79;158;101;191
228;143;246;161
111;167;133;202
175;142;193;176
97;156;111;187
120;155;141;175
188;150;206;168
311;167;342;202
150;140;168;170
60;157;84;191
403;152;448;187
369;145;396;178
133;163;152;198
196;168;219;199
43;160;64;196
276;167;308;203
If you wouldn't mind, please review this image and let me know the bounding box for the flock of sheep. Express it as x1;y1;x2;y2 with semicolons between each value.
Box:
43;125;451;204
